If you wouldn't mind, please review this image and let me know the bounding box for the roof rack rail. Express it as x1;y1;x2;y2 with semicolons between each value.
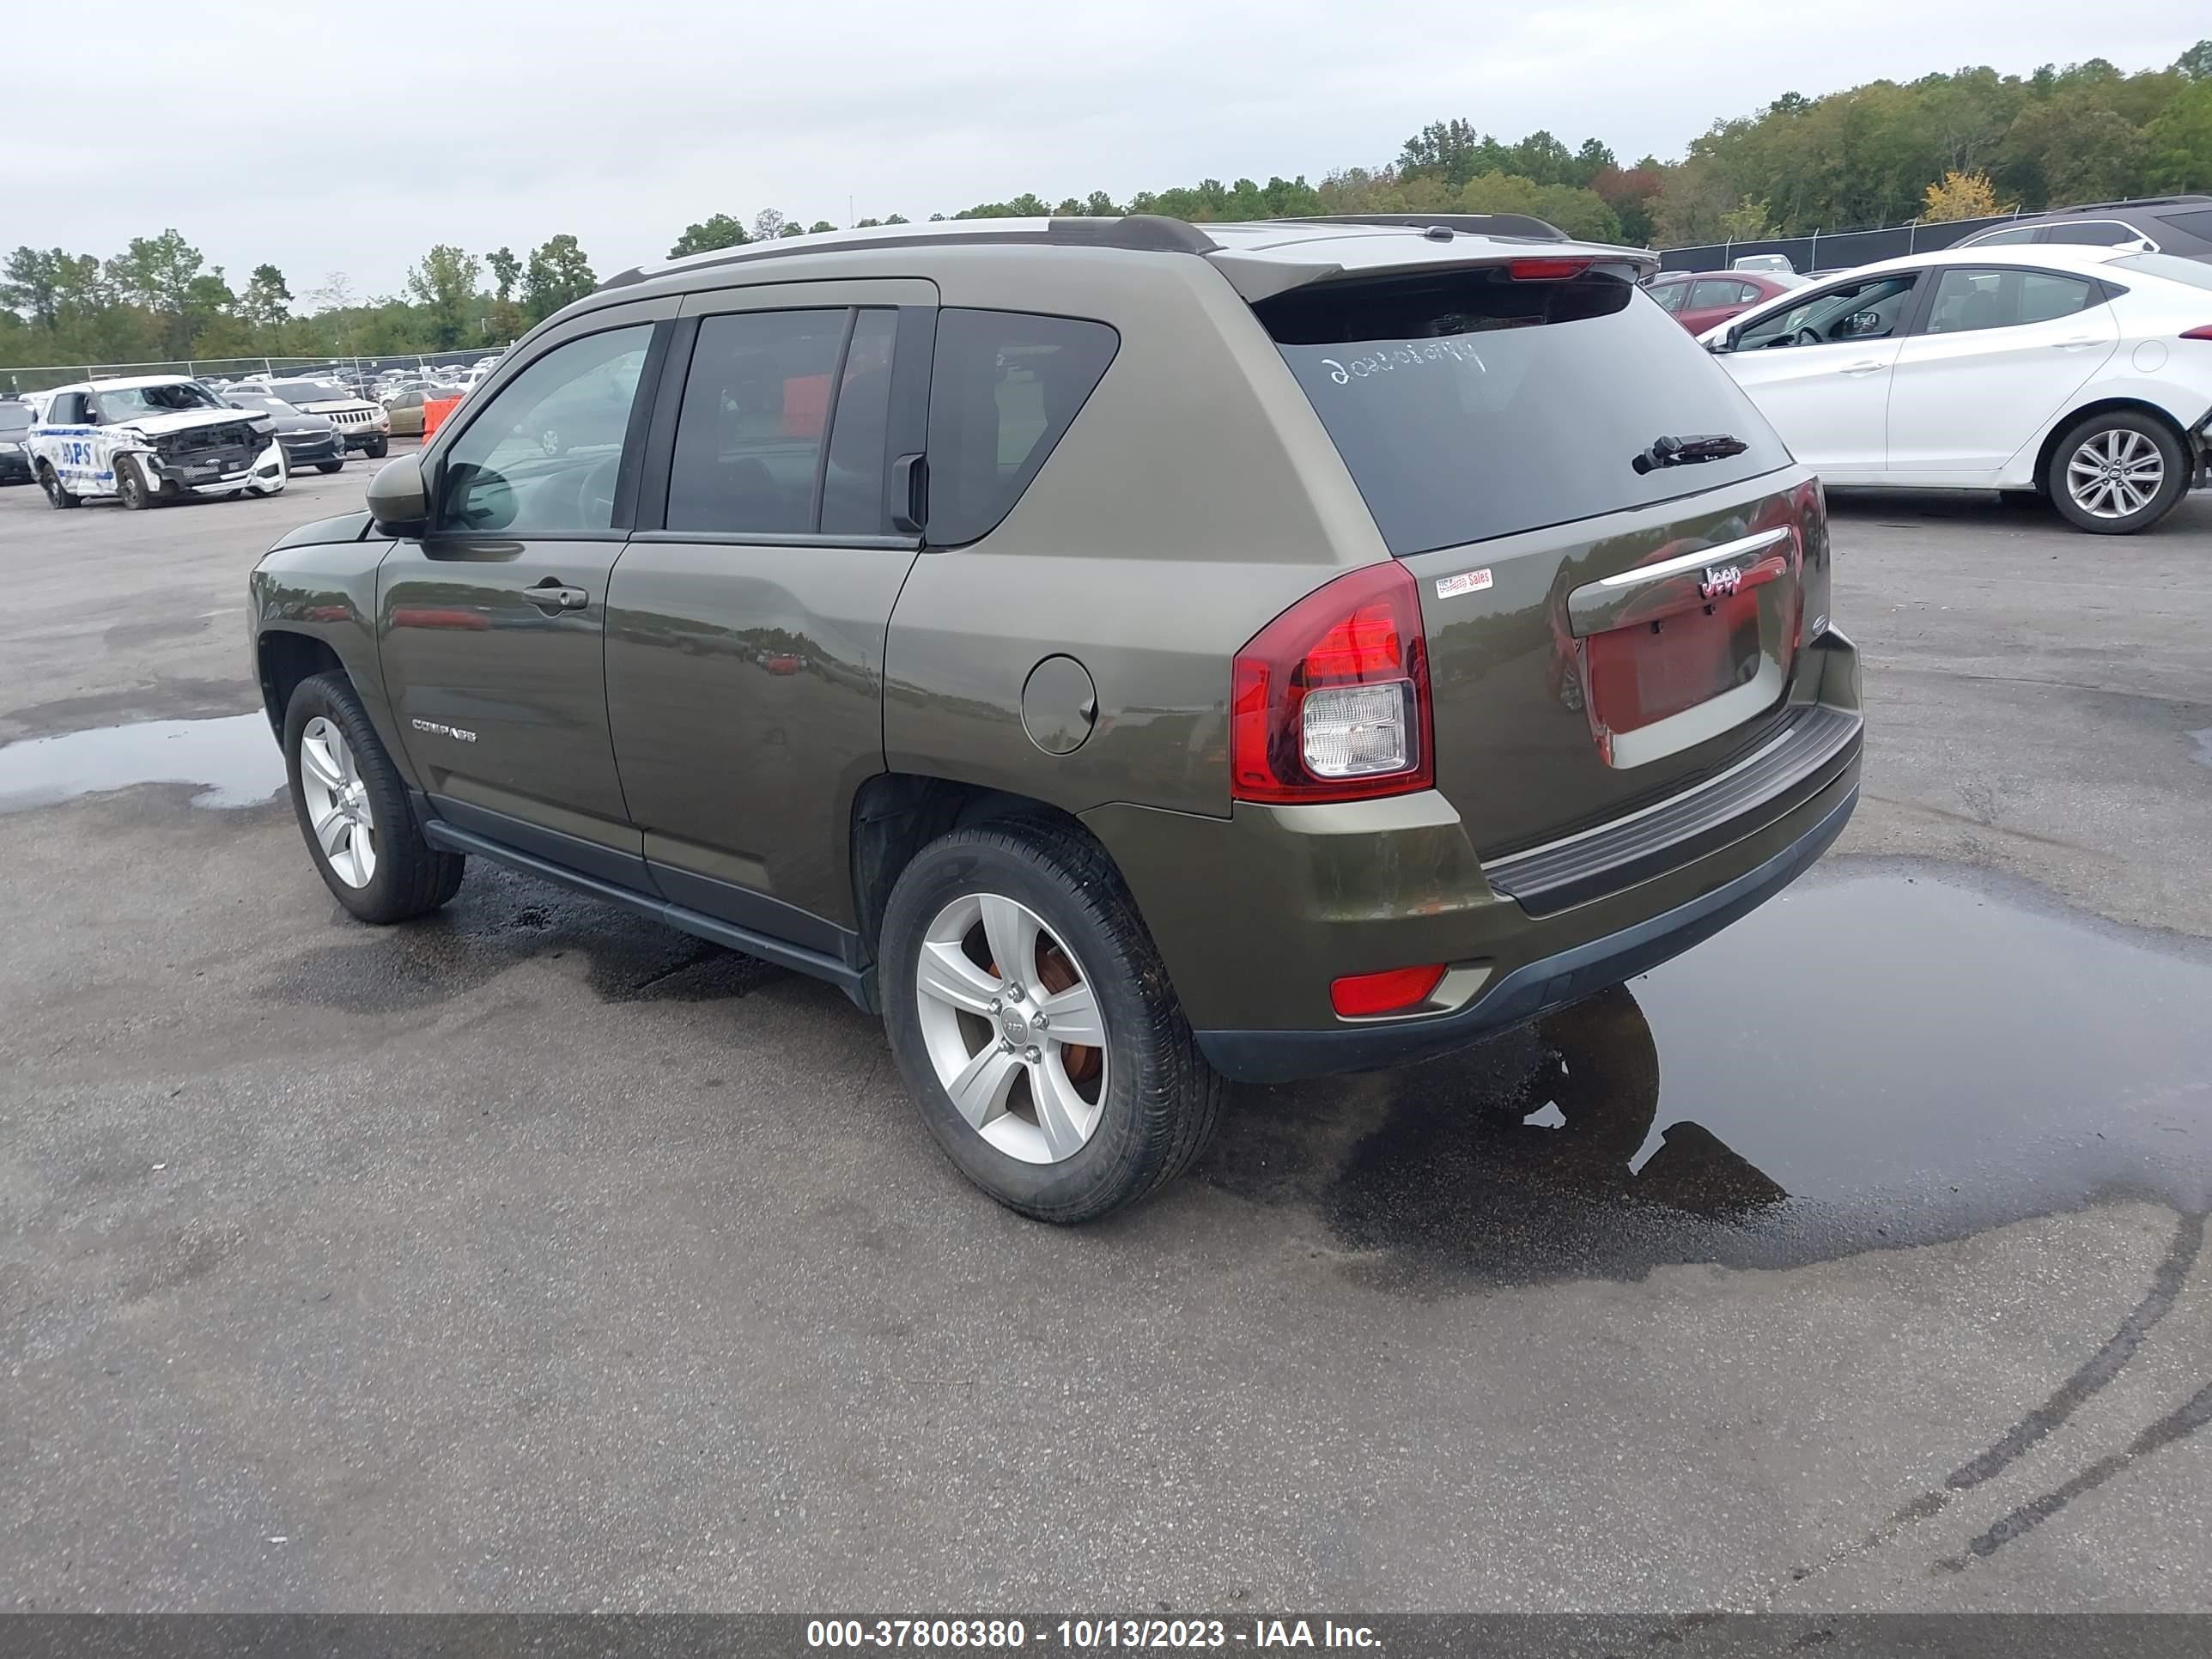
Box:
2047;195;2211;212
599;213;1218;291
1286;212;1569;241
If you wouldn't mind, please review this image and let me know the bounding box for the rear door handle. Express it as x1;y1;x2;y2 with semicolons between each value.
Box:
2051;337;2101;350
522;579;589;611
1839;359;1887;375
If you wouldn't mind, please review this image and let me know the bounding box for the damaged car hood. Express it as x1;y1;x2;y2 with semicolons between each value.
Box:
104;408;270;439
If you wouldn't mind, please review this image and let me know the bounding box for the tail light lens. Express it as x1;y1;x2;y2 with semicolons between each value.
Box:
2182;325;2212;341
1232;562;1434;803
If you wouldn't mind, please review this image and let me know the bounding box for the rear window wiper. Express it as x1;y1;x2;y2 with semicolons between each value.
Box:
1632;433;1749;475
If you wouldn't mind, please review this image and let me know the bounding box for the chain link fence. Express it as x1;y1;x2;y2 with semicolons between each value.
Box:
1654;209;2043;274
2;349;498;399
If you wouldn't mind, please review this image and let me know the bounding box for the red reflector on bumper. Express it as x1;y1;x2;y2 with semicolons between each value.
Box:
1331;963;1447;1018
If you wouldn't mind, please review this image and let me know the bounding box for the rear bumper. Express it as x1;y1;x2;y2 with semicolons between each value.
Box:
1088;628;1861;1085
1196;775;1855;1083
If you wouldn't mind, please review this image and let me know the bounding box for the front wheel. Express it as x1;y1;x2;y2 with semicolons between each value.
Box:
316;460;344;475
116;456;155;510
363;437;388;459
283;672;465;923
879;822;1219;1222
2047;411;2188;534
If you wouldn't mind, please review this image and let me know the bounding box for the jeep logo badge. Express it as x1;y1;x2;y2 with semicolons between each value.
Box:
1699;564;1744;600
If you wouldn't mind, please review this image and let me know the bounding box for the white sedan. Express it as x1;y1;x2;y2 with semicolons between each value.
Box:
1698;246;2212;533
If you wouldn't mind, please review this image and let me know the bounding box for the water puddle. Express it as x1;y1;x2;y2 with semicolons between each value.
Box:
0;714;283;811
1200;867;2212;1285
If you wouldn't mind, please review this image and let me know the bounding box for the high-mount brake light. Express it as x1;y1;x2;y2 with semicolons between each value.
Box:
1507;258;1593;281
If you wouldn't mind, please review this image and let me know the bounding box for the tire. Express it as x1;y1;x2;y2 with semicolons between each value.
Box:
283;672;465;924
363;437;388;459
316;460;344;474
116;455;154;510
37;462;78;509
2045;410;2189;535
879;821;1220;1222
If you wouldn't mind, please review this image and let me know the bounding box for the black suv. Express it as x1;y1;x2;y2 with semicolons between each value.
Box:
1955;196;2212;264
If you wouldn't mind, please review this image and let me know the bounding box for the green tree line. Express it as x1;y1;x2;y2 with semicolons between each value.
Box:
6;41;2206;379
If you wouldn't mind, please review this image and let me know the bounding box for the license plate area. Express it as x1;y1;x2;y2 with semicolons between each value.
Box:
1566;526;1802;768
1585;597;1764;735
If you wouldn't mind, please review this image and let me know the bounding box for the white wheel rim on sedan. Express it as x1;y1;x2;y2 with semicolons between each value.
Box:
2066;428;2164;520
913;893;1108;1165
299;717;377;889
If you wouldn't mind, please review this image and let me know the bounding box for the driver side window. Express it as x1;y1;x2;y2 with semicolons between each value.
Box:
436;325;652;535
1737;275;1917;350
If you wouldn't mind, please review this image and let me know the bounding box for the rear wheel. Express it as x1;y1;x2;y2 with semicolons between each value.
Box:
283;672;465;923
2046;411;2188;534
880;822;1219;1222
37;462;78;509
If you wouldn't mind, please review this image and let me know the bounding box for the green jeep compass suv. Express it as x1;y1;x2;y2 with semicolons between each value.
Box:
250;213;1861;1220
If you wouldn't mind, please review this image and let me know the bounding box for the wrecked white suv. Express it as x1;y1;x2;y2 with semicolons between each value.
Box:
29;375;286;509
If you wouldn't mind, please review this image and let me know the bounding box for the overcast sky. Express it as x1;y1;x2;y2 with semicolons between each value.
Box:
14;3;2205;299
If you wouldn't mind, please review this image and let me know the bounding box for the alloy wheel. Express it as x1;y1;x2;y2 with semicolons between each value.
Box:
912;893;1109;1164
299;717;378;888
2065;428;2165;521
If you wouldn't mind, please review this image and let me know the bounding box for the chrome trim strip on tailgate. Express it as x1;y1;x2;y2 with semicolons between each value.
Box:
1484;702;1861;915
1594;525;1792;589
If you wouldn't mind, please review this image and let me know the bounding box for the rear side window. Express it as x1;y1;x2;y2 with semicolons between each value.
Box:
1689;279;1748;308
2042;221;2143;247
1259;264;1791;556
924;309;1118;545
1924;269;2099;333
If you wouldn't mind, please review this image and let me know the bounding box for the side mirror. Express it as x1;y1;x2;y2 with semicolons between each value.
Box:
366;452;430;538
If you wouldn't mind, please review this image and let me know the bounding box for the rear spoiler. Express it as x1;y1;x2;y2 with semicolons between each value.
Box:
1208;236;1660;304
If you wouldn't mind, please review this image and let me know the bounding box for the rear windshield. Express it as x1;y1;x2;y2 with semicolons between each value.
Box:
2112;252;2212;291
1257;264;1792;555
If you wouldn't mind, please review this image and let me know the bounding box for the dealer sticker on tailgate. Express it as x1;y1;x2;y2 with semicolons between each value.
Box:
1435;568;1493;599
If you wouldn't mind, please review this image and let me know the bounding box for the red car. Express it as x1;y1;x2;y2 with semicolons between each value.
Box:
1644;270;1802;333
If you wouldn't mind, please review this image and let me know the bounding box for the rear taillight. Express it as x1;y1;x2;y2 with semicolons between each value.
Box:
1231;562;1433;804
2182;325;2212;341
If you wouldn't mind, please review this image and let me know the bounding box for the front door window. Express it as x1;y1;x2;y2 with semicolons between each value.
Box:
437;325;653;534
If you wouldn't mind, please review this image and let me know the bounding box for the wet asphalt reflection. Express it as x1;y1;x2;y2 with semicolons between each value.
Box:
1201;868;2212;1284
4;715;2206;1285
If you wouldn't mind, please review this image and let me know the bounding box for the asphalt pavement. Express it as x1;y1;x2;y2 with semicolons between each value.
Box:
1;460;2209;1612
